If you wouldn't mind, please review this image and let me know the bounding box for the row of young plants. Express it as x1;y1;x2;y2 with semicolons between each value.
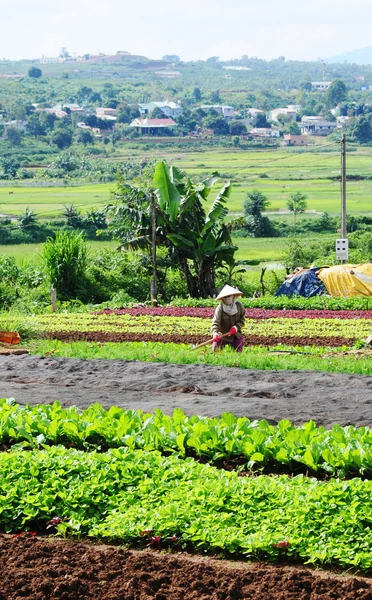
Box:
30;312;371;340
1;399;371;478
169;296;372;310
29;338;372;376
1;445;372;571
98;306;372;320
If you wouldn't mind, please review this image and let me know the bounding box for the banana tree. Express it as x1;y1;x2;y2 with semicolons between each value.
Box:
153;161;237;297
106;160;237;298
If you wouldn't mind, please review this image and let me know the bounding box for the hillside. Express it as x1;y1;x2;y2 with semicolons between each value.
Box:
327;46;372;66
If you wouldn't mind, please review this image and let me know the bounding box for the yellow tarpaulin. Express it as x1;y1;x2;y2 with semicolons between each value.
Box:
317;264;372;297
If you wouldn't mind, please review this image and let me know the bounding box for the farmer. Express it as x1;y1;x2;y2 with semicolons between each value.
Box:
211;285;245;352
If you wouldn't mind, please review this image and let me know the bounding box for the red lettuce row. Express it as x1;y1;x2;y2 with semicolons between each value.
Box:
97;307;372;320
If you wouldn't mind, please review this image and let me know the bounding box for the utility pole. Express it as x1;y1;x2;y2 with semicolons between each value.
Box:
150;193;158;306
341;133;347;239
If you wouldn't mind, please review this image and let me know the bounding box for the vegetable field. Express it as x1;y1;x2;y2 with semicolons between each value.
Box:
2;303;372;597
1;399;372;576
24;305;372;348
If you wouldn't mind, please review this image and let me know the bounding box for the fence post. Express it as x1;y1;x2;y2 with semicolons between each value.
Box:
260;268;267;296
51;287;57;313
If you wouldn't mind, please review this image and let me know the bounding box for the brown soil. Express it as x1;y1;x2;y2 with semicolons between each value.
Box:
43;331;355;347
1;534;371;600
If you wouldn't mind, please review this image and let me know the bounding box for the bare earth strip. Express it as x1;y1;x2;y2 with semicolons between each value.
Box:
1;355;372;427
1;535;372;600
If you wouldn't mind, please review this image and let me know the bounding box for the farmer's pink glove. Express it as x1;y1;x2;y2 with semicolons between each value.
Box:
228;326;238;336
213;333;221;342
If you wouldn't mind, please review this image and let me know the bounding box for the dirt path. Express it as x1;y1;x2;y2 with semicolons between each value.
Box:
1;355;372;426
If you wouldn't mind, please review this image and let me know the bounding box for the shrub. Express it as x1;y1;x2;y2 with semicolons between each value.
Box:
42;231;88;300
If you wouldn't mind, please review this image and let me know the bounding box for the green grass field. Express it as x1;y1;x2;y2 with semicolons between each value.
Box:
0;235;332;264
1;146;372;218
0;240;119;263
0;183;114;218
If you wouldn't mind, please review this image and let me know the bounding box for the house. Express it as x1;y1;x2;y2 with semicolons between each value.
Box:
0;74;24;79
269;108;297;122
300;119;337;136
250;127;280;138
138;101;182;118
301;115;324;122
281;134;309;147
200;105;235;121
36;107;67;118
246;108;264;117
39;56;60;64
287;104;301;112
223;66;252;71
311;81;332;92
154;71;181;78
51;104;86;115
129;117;176;135
96;108;118;120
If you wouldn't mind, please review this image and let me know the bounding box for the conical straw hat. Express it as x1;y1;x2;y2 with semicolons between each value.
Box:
216;285;243;300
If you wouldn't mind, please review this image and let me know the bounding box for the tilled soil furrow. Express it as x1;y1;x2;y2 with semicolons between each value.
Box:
0;535;371;600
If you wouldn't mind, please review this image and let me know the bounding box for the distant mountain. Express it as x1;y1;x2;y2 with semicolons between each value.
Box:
327;47;372;66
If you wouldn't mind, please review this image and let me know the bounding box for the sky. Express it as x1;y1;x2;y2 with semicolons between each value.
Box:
1;0;372;62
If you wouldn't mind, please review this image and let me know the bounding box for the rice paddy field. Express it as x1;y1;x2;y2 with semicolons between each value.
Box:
0;233;334;265
1;145;372;218
2;302;372;596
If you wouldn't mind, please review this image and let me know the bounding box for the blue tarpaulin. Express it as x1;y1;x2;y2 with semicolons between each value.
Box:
275;267;325;297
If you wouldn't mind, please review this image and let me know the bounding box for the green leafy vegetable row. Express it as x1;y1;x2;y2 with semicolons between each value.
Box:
2;399;372;477
1;446;372;571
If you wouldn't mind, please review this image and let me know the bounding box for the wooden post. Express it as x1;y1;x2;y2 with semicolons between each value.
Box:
150;193;158;306
51;287;57;313
260;268;267;296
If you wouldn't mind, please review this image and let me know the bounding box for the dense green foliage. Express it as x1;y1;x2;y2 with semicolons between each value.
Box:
1;399;372;478
1;444;372;570
243;190;273;237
